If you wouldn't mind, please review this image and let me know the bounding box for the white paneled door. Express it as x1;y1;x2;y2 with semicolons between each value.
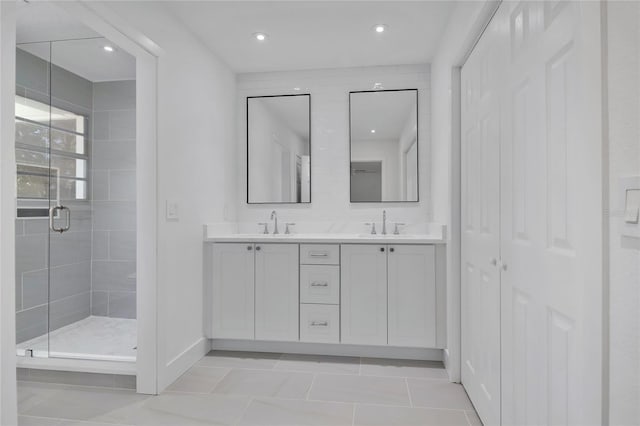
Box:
462;2;603;425
461;9;504;424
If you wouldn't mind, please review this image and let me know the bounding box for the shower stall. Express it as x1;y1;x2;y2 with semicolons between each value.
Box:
14;37;137;365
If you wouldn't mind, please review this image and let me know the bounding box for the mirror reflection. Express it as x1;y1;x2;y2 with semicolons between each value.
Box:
349;89;418;203
247;94;311;204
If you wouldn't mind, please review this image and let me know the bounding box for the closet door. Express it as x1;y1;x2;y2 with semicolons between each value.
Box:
460;12;505;425
499;2;603;425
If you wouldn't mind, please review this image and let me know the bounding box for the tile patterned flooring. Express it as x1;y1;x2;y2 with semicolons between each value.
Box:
18;351;482;426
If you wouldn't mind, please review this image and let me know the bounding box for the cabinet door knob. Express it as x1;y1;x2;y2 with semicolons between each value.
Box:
256;246;261;251
380;247;385;252
247;245;253;251
390;247;395;253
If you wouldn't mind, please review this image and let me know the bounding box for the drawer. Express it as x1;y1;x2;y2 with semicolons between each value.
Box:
300;304;340;343
300;265;340;304
300;244;340;265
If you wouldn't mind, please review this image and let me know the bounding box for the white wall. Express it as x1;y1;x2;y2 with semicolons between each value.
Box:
606;2;640;425
96;1;237;391
237;65;430;232
429;0;496;381
0;1;18;424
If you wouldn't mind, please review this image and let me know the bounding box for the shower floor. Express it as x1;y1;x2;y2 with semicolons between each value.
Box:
17;316;137;362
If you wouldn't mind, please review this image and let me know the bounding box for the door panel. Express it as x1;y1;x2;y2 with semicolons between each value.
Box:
500;2;602;425
341;244;387;345
461;8;504;424
387;245;436;348
462;1;603;425
212;243;255;339
254;244;299;341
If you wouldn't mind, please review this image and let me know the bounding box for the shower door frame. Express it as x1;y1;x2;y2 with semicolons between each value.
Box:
60;2;160;395
2;2;160;395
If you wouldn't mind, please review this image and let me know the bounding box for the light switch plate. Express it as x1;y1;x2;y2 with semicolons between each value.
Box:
166;200;179;221
624;189;640;224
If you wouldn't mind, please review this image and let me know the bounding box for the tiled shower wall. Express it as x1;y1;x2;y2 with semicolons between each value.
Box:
15;49;137;344
15;49;94;343
90;81;137;319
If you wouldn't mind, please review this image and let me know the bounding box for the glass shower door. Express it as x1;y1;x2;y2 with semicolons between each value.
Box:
46;39;92;359
15;41;52;358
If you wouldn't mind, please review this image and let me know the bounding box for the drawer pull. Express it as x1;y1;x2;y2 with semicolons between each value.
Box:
309;252;329;257
310;281;329;287
310;321;329;327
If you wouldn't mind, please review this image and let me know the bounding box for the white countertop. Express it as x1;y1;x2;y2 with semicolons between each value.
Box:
204;233;446;245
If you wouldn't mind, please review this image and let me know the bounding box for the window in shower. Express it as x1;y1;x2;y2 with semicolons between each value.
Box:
15;95;89;203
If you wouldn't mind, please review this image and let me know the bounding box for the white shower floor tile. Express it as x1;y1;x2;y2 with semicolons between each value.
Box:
16;316;136;362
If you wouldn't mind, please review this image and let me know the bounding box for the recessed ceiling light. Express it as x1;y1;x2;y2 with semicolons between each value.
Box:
253;32;268;42
103;45;114;52
293;87;301;91
371;129;376;134
373;24;387;33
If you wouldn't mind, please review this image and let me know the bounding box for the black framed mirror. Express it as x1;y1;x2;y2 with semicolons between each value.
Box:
247;94;311;204
349;89;418;203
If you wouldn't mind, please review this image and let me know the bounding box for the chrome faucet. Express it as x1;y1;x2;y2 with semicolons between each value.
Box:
270;210;279;235
382;210;387;235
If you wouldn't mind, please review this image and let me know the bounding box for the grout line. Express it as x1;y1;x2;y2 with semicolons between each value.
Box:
464;410;473;426
305;373;317;400
351;403;356;426
405;377;413;407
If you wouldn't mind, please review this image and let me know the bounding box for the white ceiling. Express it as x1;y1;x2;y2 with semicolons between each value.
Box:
165;1;456;73
16;2;135;83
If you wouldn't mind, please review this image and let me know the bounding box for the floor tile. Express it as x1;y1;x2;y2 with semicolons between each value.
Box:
354;404;471;426
360;358;448;380
309;374;410;406
18;382;67;414
274;354;360;375
18;416;63;426
466;410;483;425
197;351;281;370
407;378;474;410
165;366;230;393
238;398;353;426
20;385;148;423
123;393;250;425
212;369;313;399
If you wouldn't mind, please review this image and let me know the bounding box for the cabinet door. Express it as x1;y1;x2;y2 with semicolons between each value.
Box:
212;243;255;339
341;244;387;345
255;244;299;341
388;245;436;347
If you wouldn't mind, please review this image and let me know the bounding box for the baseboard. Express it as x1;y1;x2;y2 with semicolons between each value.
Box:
210;339;443;361
16;355;136;375
17;367;136;390
159;337;210;391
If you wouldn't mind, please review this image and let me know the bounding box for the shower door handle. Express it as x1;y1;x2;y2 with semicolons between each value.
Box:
50;205;71;233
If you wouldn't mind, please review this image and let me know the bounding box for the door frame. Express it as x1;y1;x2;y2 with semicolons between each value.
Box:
1;0;161;400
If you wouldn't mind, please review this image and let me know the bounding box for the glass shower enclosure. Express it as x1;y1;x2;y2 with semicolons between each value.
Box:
15;38;137;363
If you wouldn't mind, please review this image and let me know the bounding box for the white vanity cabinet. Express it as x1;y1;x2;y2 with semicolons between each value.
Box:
254;244;299;341
210;243;299;342
341;245;388;345
211;243;256;339
387;245;436;347
341;244;437;348
207;234;444;353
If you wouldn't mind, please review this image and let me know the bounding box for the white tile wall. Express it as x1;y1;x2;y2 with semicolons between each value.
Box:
91;80;137;320
236;65;431;232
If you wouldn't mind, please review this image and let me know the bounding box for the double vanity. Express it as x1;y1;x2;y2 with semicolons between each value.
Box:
204;225;446;356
